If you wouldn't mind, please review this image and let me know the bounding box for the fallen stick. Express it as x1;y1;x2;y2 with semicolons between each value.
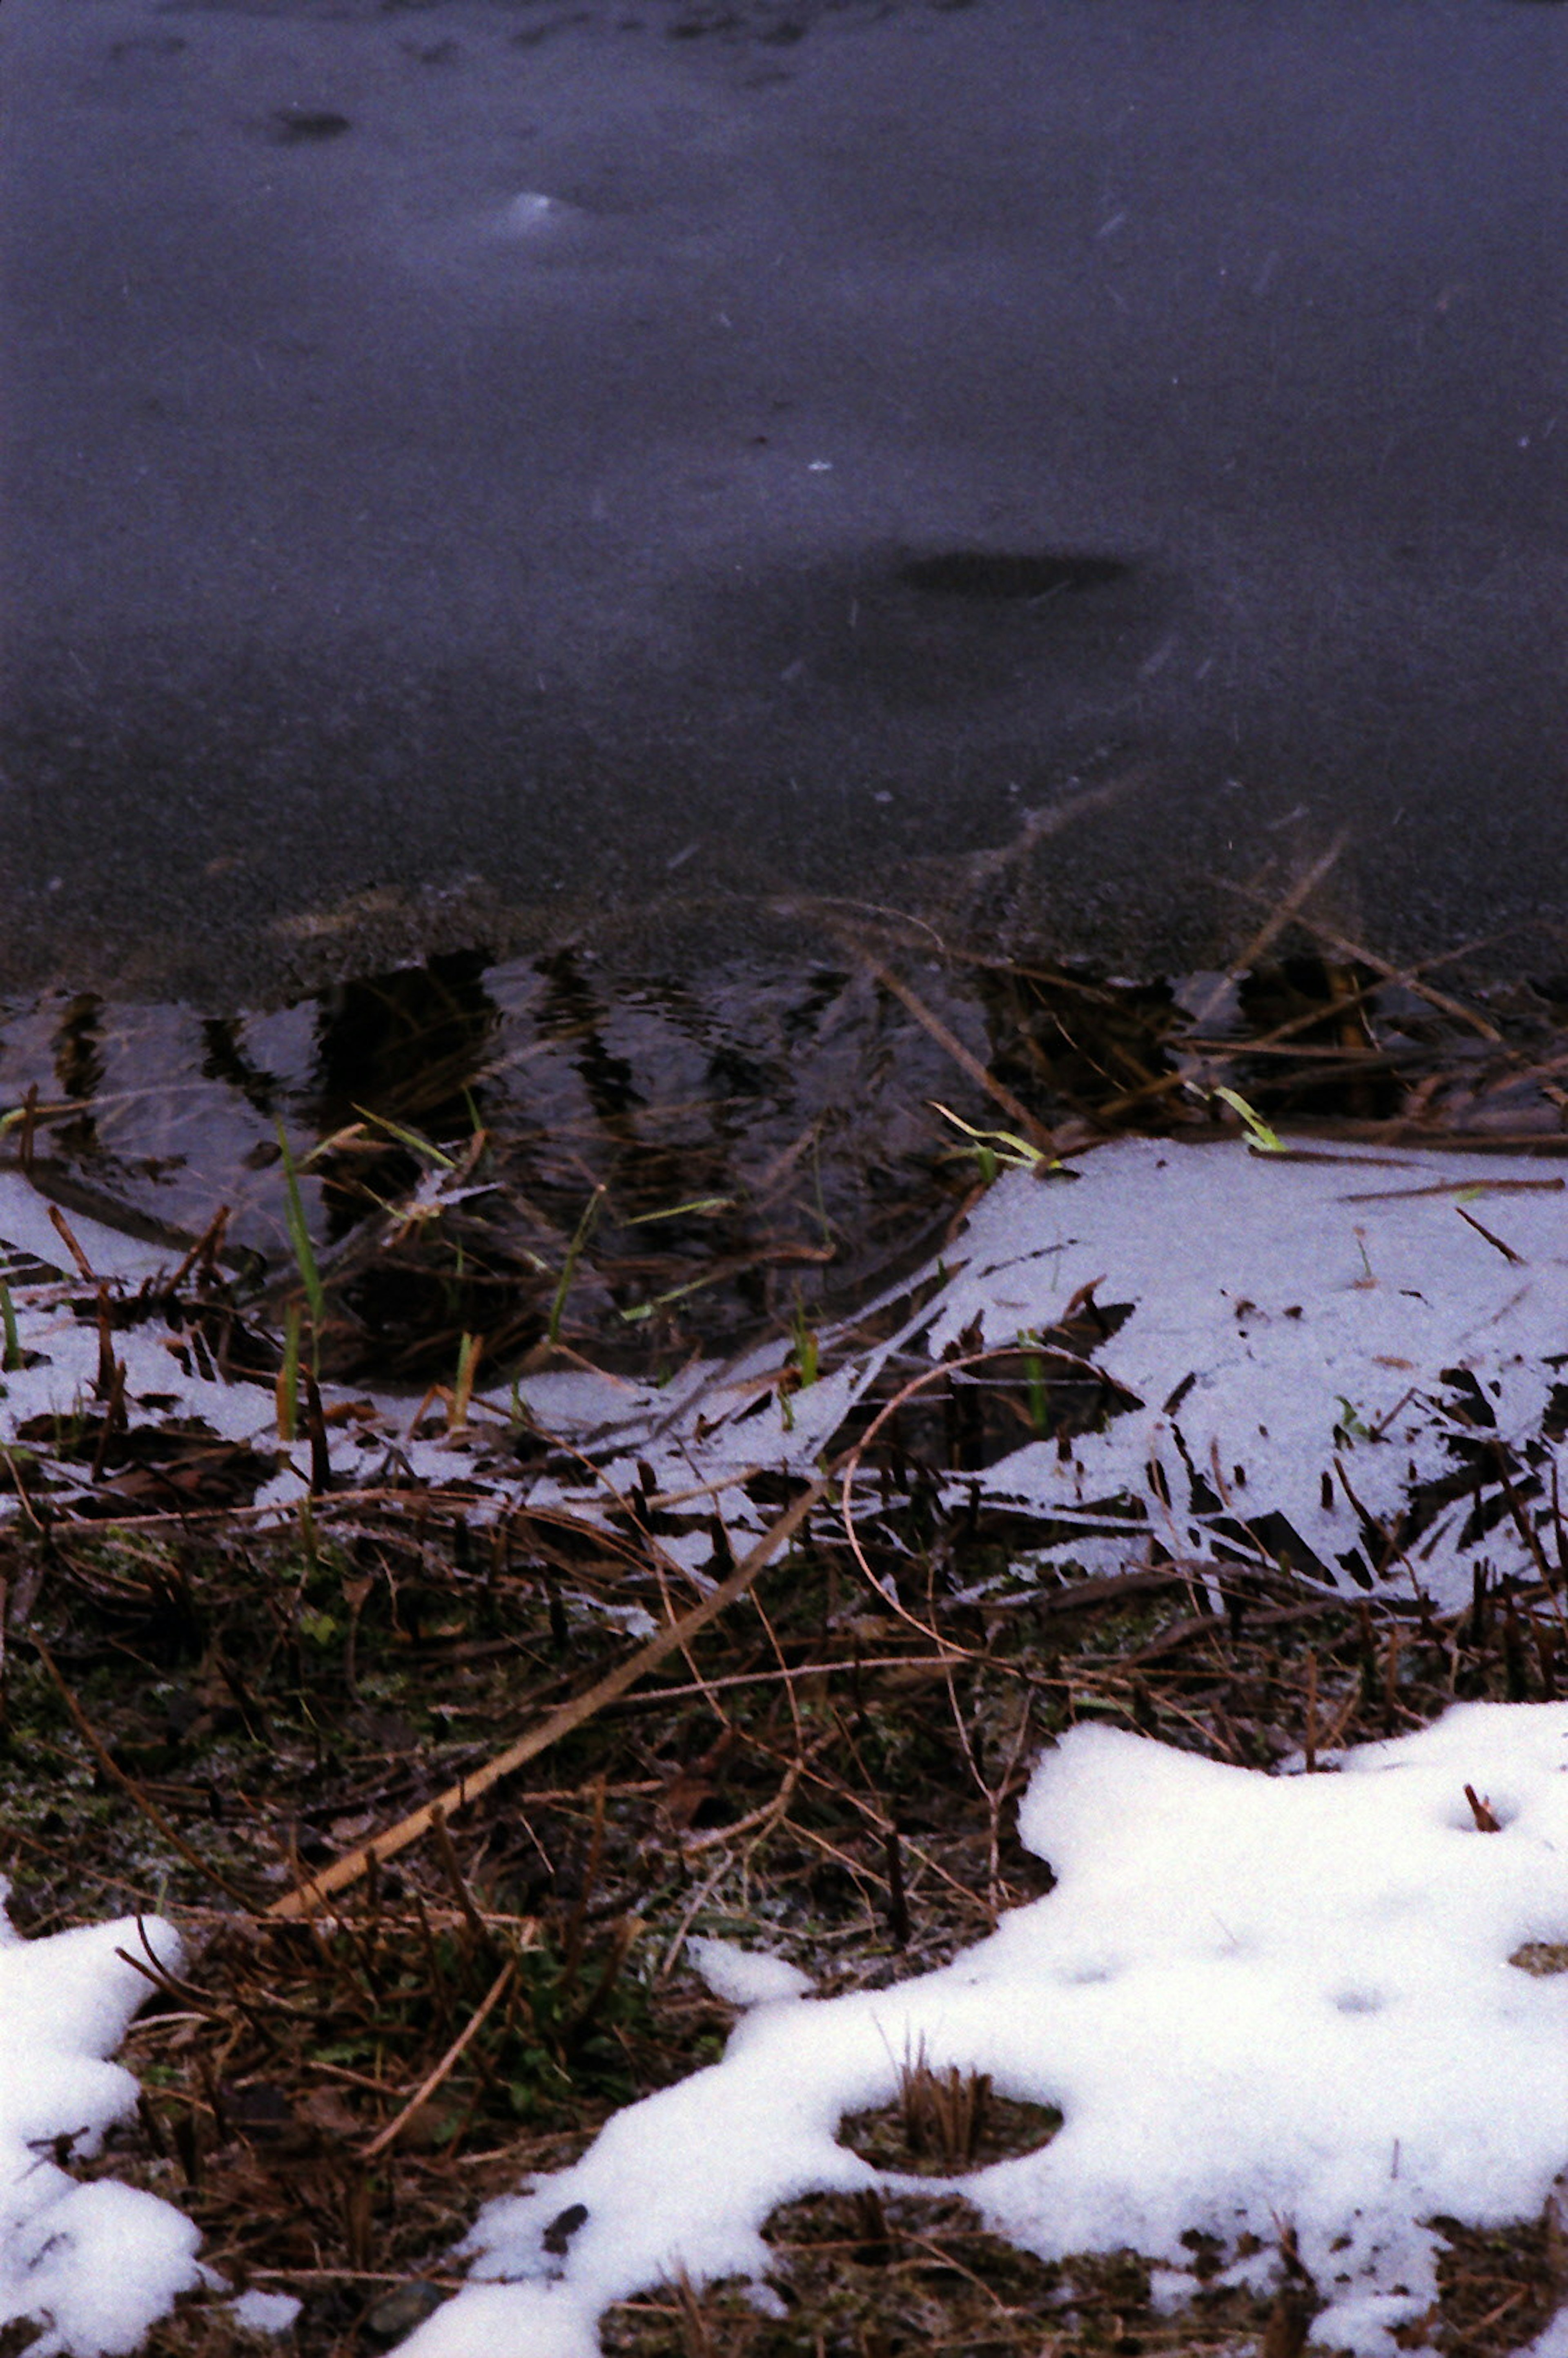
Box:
268;1476;828;1919
361;1956;517;2159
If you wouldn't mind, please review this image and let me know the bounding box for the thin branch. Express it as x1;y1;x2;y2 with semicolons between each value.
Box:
268;1477;829;1919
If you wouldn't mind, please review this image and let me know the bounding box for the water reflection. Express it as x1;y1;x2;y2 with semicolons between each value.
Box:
3;936;1567;1379
0;941;991;1369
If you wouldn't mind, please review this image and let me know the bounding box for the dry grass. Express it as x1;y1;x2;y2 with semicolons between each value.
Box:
0;1434;1564;2354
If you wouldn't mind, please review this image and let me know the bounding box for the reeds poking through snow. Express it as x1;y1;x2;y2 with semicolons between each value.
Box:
5;894;1568;2351
897;2039;992;2169
2;1373;1565;2354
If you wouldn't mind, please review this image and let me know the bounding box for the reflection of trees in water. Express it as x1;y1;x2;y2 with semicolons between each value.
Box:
312;949;497;1137
532;948;644;1138
0;941;977;1364
52;993;105;1155
310;950;500;1241
501;953;959;1331
200;1016;278;1119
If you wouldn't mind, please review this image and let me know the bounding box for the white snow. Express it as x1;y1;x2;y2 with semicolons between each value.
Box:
448;1137;1568;1622
685;1937;815;2008
0;1889;203;2351
32;1129;1554;1587
1524;2311;1568;2358
397;1704;1568;2358
229;2289;303;2336
913;1137;1568;1611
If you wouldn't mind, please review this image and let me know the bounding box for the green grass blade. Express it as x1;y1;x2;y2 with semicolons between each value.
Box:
623;1196;735;1225
1213;1087;1285;1154
276;1121;326;1353
277;1304;301;1442
548;1185;604;1346
0;1283;21;1373
351;1105;456;1170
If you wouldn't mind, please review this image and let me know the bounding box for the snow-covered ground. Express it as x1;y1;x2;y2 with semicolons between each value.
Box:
396;1703;1568;2358
0;1898;201;2351
7;1134;1568;1612
3;1135;1568;2352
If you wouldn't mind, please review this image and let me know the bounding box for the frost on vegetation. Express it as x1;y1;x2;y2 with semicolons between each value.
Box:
395;1703;1568;2358
0;1888;202;2352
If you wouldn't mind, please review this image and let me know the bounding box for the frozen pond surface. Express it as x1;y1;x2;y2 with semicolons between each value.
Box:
2;0;1565;1001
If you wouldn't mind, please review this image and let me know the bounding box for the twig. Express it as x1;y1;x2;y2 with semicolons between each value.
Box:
836;1343;1129;1662
47;1204;97;1283
1187;833;1349;1030
681;1762;801;1854
1488;1441;1563;1612
828;929;1055;1155
1454;1204;1522;1264
361;1957;517;2159
268;1477;829;1918
1217;885;1503;1042
1463;1783;1501;1834
428;1803;488;1943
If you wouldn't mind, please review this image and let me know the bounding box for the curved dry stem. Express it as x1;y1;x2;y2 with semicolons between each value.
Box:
835;1340;1121;1659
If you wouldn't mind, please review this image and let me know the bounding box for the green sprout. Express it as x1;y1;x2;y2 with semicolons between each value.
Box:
931;1102;1065;1178
276;1121;325;1371
1212;1087;1285;1154
277;1304;302;1442
549;1186;604;1347
0;1284;22;1374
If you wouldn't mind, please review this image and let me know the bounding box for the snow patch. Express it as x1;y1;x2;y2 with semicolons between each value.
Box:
686;1938;814;2007
394;1704;1568;2358
229;2289;303;2336
0;1889;202;2351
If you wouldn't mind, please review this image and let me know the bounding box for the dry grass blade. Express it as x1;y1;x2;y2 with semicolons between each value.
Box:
1464;1783;1502;1833
899;2041;992;2169
828;925;1056;1155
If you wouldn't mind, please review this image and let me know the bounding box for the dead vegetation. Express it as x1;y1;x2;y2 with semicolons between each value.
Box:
3;903;1568;2355
840;2042;1063;2176
2;1420;1565;2355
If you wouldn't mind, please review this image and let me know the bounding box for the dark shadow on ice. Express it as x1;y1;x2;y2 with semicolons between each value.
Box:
898;553;1135;603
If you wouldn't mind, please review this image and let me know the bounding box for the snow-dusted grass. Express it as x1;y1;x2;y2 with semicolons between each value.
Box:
0;1894;201;2351
7;1137;1568;1616
398;1704;1568;2358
